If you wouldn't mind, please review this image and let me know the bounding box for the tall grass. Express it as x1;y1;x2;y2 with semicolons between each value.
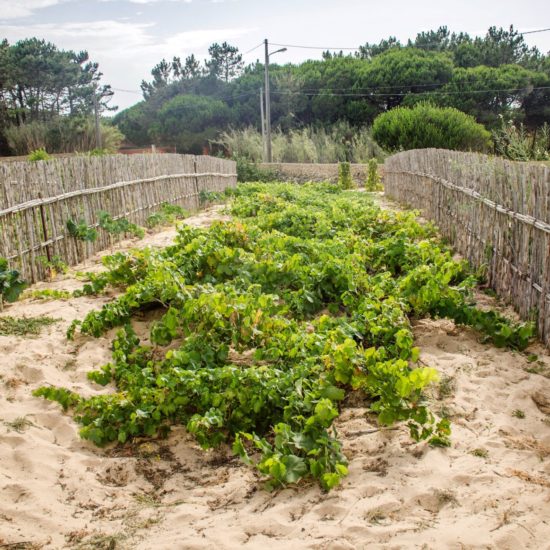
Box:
492;119;550;161
5;117;124;155
217;122;385;163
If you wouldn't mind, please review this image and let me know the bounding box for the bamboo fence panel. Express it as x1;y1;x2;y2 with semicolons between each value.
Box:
384;148;550;346
0;154;236;283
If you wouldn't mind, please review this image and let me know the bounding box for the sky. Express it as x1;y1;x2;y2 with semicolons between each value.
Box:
1;0;549;111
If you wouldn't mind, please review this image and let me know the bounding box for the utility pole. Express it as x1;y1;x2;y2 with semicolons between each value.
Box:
264;39;272;163
93;83;102;150
263;40;287;164
260;86;266;162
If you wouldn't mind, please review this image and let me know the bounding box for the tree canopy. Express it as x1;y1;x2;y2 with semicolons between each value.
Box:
3;25;549;156
0;37;114;154
113;26;550;152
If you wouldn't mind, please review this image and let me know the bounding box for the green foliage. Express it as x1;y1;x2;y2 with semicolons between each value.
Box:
199;190;224;206
98;211;145;239
28;148;51;161
24;289;72;301
471;447;489;458
150;94;230;153
0;257;26;307
88;148;109;157
493;119;550;161
146;202;189;228
205;42;244;82
5;118;124;156
360;48;454;112
372;102;492;152
0;315;59;336
365;158;382;191
0;37;116;155
338;162;354;189
38;254;68;279
219;123;385;164
33;387;81;411
57;25;549;157
66;218;98;242
36;183;534;490
416;64;542;127
235;157;277;183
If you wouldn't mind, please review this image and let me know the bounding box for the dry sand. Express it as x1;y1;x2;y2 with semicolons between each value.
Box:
1;205;550;549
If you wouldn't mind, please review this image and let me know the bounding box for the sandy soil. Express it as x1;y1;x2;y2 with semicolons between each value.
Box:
1;204;550;549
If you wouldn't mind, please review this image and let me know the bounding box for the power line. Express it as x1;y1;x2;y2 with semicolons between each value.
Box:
112;87;142;95
270;85;550;98
270;42;359;51
112;84;549;102
241;42;264;56
270;27;550;52
299;83;453;91
521;27;550;35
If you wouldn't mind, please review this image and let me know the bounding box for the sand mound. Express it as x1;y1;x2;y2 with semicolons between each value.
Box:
1;206;549;549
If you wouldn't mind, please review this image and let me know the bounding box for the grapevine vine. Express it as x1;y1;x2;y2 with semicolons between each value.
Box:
35;183;534;490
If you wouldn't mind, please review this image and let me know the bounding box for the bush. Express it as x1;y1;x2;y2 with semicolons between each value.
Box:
0;257;26;310
372;102;492;153
338;162;354;189
365;158;382;191
5;117;124;155
28;148;51;162
493;118;550;161
151;95;230;154
236;157;277;183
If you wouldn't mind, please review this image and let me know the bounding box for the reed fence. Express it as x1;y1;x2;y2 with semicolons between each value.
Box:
0;154;236;283
384;148;550;346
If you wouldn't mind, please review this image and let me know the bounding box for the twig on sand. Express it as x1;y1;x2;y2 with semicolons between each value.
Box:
347;427;400;438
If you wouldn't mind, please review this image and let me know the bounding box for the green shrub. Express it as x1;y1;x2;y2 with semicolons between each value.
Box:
0;257;26;310
6;117;124;156
236;156;276;183
493;119;550;161
338;162;354;189
28;148;51;162
365;158;382;191
146;203;189;228
66;219;97;242
88;148;109;157
372;102;492;153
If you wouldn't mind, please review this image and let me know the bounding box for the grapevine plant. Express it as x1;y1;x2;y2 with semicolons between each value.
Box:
0;257;26;311
35;183;534;490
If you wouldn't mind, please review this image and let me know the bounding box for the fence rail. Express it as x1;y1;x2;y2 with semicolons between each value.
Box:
384;148;550;346
0;154;237;283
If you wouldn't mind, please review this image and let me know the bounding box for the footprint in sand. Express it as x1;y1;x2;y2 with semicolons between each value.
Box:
15;364;45;384
2;483;31;504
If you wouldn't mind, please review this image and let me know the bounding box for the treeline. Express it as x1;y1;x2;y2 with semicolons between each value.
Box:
2;27;549;158
114;26;550;154
0;38;121;155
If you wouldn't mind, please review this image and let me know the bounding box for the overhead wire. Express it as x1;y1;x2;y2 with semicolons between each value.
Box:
269;27;550;52
111;28;550;100
241;42;264;56
112;87;142;94
112;84;549;101
520;27;550;35
270;86;550;97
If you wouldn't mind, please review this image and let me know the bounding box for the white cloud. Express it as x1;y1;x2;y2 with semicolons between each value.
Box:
0;20;252;59
0;0;66;19
0;19;253;108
